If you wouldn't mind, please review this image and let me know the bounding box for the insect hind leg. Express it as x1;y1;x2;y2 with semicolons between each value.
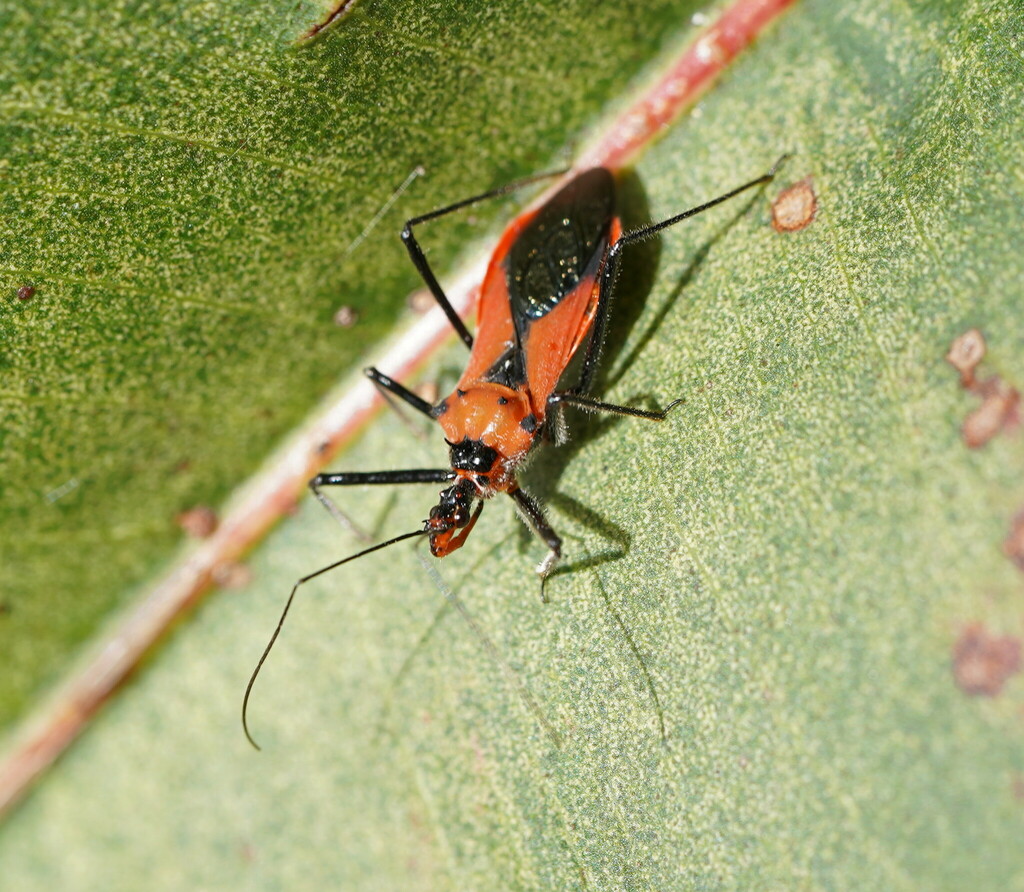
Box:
547;391;683;422
573;157;789;399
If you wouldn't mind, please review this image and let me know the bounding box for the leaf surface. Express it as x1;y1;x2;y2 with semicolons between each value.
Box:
2;0;1023;889
0;0;704;729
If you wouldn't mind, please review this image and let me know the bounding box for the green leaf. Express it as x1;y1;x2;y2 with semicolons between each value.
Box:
3;0;1024;889
0;0;705;731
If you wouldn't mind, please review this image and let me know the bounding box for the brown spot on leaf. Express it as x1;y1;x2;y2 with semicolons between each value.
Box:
1011;773;1024;802
952;624;1021;697
299;0;361;42
333;305;359;328
945;328;986;388
962;376;1020;448
17;284;35;301
946;329;1020;447
771;179;816;232
1003;511;1024;572
213;562;253;590
176;505;218;539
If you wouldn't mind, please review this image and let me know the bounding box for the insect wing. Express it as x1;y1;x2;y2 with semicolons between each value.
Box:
518;216;621;417
508;169;619;416
458;169;620;418
457;221;522;388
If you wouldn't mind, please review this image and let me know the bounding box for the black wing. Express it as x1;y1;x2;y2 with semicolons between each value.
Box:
505;168;615;330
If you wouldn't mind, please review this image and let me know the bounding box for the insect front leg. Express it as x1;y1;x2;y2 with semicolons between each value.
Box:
508;487;562;601
310;468;455;541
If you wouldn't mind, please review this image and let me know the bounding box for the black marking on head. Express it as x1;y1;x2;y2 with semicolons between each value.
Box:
449;437;499;474
506;168;614;326
520;413;538;434
430;399;449;418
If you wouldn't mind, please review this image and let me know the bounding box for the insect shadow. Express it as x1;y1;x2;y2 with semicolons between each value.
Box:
520;169;765;584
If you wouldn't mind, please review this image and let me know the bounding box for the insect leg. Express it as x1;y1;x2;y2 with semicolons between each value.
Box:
402;169;568;350
310;468;455;541
508;487;562;598
574;155;791;397
547;391;683;421
312;469;456;487
365;366;436;418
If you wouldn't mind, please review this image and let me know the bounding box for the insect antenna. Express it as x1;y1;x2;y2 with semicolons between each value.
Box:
242;527;430;750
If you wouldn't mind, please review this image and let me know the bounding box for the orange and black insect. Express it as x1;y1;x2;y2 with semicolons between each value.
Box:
243;157;786;748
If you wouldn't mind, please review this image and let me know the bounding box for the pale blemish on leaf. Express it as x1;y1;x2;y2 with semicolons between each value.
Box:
176;506;219;540
211;561;254;590
770;177;817;232
332;305;360;328
946;328;986;388
946;329;1021;448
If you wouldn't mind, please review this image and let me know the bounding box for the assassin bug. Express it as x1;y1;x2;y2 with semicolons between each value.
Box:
243;157;787;748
